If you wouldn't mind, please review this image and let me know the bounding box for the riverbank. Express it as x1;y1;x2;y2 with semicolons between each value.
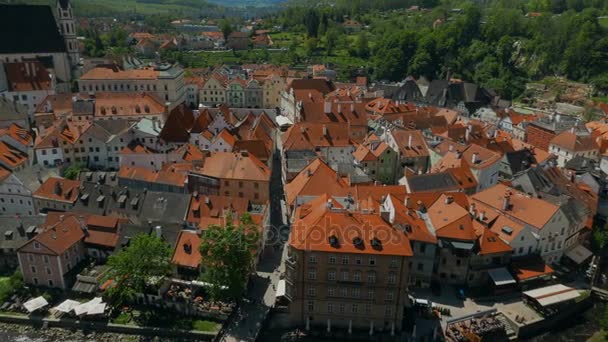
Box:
0;322;139;341
0;321;211;341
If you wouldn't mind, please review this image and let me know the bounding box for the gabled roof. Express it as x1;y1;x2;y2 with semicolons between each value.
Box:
282;122;352;151
0;141;28;168
0;123;32;146
427;194;477;241
475;223;512;255
20;216;85;255
159;104;194;143
391;130;429;158
214;129;237;147
191;109;214;134
33;177;80;203
387;194;437;244
284;159;349;206
289;194;413;256
192;151;270;182
550;130;598;152
471;183;559;229
172;231;202;268
187;194;249;228
5;61;53;91
432;143;502;172
35;120;88;149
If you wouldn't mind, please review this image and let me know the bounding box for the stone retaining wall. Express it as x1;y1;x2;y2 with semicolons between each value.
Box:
0;313;217;340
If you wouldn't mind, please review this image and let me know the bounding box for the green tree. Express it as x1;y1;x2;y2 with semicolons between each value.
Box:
199;213;260;301
220;19;233;41
304;37;318;57
106;234;172;307
304;9;320;37
325;29;339;56
355;31;370;58
62;163;87;180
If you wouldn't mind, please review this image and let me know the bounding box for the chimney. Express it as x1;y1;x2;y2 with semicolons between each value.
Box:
570;127;575;134
24;62;30;77
456;150;462;159
469;203;476;217
324;100;331;114
503;192;511;211
408;135;413;148
465;126;471;142
417;200;426;213
448;144;454;152
471;152;479;164
326;199;333;209
350;103;354;113
445;195;453;204
322;125;328;136
54;181;63;195
404;196;411;208
478;210;486;221
300;126;306;134
337;103;342;113
204;196;210;204
155;225;162;238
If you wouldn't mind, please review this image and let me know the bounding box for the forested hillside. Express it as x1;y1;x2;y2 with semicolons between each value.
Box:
269;0;608;99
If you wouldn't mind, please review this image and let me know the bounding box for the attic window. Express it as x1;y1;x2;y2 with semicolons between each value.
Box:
328;235;339;248
404;224;412;233
353;236;364;249
96;195;105;207
4;231;13;240
501;227;513;235
130;197;139;209
370;237;382;250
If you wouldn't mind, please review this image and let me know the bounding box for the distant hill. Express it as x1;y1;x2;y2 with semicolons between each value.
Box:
205;0;285;7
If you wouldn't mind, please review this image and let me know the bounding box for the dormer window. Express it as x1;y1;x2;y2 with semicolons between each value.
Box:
34;241;40;249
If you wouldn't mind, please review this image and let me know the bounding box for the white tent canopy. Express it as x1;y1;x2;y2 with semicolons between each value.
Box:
23;296;48;313
74;297;105;316
488;267;516;286
275;279;286;298
87;302;106;315
53;299;81;313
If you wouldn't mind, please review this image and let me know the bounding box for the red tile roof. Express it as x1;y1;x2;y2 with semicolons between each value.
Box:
550;131;599;152
511;257;554;281
289;194;413;256
33;177;81;203
23;216;85;255
172;230;202;268
192;151;270;182
5;60;53;91
284;159;350;206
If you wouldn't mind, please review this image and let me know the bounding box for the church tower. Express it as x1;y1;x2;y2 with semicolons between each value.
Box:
56;0;79;68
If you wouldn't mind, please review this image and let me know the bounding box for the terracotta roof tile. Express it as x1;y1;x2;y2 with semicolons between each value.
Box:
289;194;413;256
172;230;201;268
22;215;84;255
33;177;80;203
284;159;349;206
471;184;559;229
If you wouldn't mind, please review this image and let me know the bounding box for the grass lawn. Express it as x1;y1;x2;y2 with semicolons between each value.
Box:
588;330;608;342
192;319;219;332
